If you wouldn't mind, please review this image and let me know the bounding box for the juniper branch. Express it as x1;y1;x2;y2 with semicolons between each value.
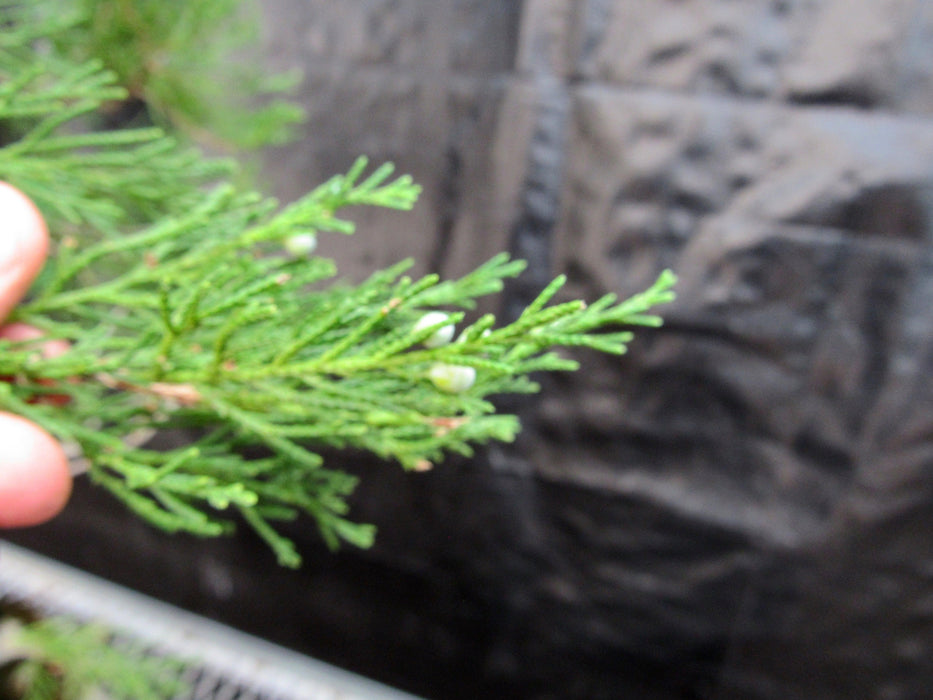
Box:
0;614;189;700
0;8;677;569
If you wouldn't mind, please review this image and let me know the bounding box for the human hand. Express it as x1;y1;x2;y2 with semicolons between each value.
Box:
0;182;71;527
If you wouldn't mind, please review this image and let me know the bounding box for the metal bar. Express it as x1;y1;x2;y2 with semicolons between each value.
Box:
0;540;423;700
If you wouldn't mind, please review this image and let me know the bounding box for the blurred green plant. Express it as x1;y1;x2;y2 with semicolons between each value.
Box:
27;0;304;149
0;605;186;700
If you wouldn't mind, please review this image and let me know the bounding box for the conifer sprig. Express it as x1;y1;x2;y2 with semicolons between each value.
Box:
24;0;306;150
0;614;187;700
2;176;674;564
0;34;231;238
0;8;677;567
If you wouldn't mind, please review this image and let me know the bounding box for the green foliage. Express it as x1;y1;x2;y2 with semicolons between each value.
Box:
0;614;186;700
0;6;233;238
0;4;677;569
23;0;304;150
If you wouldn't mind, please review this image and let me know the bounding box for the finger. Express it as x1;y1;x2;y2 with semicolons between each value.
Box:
0;182;49;321
0;322;70;358
0;412;72;528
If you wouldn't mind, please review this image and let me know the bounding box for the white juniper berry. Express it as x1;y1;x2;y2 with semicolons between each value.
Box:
414;311;456;348
428;363;477;394
284;232;318;258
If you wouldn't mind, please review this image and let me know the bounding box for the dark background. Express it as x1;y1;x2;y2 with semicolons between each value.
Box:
9;2;933;698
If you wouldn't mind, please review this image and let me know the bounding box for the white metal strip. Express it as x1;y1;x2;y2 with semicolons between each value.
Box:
0;540;422;700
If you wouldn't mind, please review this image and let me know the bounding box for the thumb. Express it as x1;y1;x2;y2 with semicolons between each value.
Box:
0;182;48;321
0;412;71;527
